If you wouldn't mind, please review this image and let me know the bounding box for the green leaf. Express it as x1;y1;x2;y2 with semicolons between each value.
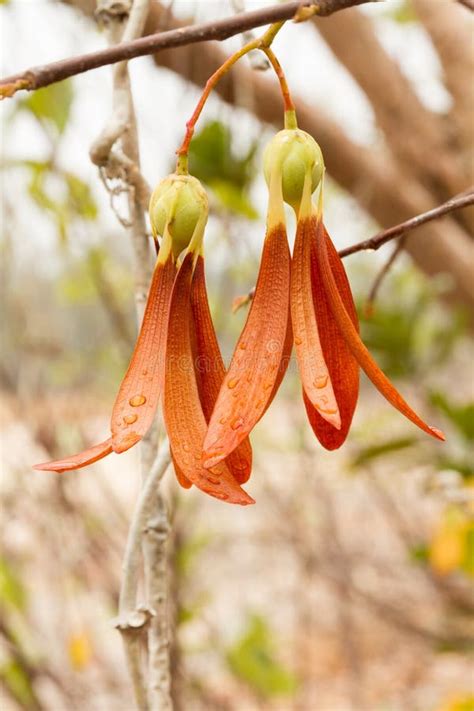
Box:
430;392;474;442
210;179;258;219
0;660;37;708
0;557;27;612
22;80;73;135
351;436;418;468
227;615;298;698
189;120;258;217
388;1;417;24
65;173;98;220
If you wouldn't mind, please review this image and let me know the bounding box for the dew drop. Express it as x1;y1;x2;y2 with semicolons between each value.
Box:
129;394;146;407
206;475;221;485
317;406;338;415
230;417;244;431
227;377;239;390
263;380;273;391
219;417;227;425
239;342;247;350
123;414;138;425
314;375;328;389
182;443;190;453
142;369;148;376
294;336;302;346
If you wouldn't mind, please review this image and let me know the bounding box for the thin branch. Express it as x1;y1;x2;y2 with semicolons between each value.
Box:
339;189;474;258
115;441;171;711
456;0;474;11
364;237;406;315
0;0;376;97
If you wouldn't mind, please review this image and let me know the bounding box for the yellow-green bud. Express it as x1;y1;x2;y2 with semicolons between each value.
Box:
149;173;208;257
263;129;324;207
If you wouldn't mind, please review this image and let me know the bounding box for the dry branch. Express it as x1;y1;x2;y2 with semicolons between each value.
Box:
0;0;377;97
339;189;474;257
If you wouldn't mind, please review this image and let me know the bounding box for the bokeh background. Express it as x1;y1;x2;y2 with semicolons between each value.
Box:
1;1;473;709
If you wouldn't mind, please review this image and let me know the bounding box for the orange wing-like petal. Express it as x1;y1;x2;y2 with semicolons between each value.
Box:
33;438;113;473
111;255;176;453
203;224;291;469
291;216;341;431
315;223;445;442
164;253;254;505
191;256;253;484
304;219;359;449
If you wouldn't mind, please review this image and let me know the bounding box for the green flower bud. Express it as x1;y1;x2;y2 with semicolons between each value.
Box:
149;174;208;257
263;129;324;207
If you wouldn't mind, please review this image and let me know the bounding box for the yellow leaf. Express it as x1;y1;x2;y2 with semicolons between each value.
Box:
68;631;92;670
429;508;468;576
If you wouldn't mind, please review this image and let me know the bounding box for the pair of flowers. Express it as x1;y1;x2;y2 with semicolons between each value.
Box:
35;123;444;504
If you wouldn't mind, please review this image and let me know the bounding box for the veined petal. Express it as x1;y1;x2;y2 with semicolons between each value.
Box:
164;252;254;506
191;256;253;484
304;219;359;449
171;449;193;489
291;214;341;430
315;224;445;442
33;438;113;473
203;223;291;469
111;252;176;453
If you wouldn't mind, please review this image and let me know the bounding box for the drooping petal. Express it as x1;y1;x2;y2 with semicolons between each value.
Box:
33;438;113;473
190;255;253;484
304;219;359;449
164;252;254;505
291;214;341;431
171;449;192;489
110;253;176;453
315;223;445;442
202;223;291;469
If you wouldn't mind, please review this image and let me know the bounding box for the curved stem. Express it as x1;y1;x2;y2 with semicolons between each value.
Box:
175;21;287;167
262;46;295;113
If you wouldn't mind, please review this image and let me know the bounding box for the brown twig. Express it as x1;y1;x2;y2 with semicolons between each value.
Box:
339;189;474;258
364;237;406;315
0;0;376;98
456;0;474;10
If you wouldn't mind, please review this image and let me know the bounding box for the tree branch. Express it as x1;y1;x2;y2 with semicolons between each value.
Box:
0;0;377;97
339;189;474;257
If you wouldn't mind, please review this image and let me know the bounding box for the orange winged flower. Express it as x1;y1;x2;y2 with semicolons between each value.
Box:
34;173;254;506
202;120;444;469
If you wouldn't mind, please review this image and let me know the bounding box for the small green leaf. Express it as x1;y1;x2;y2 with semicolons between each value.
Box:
22;80;74;135
0;660;37;708
351;436;417;468
189;120;258;217
227;615;298;698
65;173;97;220
0;557;27;612
430;392;474;442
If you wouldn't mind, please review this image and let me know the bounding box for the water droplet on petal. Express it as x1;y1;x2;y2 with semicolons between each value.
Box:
123;414;138;425
142;369;148;376
219;417;227;425
230;417;244;431
129;395;146;407
294;336;302;346
239;342;247;350
227;377;239;390
263;380;273;391
182;443;190;453
314;375;328;389
205;475;221;485
317;406;338;415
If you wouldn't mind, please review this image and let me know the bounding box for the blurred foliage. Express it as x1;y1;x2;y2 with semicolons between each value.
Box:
189;120;258;219
429;506;474;578
438;695;474;711
351;436;418;468
67;630;93;670
358;270;467;379
0;557;27;613
19;81;74;136
430;393;474;444
227;615;298;698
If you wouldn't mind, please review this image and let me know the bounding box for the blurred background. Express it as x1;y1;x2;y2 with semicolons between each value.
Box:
1;1;473;709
